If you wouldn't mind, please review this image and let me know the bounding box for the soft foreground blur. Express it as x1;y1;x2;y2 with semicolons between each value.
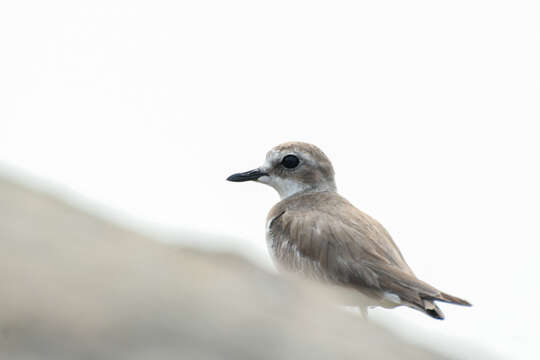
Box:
0;175;457;360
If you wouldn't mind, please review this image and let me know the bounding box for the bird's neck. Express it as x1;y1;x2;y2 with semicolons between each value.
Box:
276;179;337;200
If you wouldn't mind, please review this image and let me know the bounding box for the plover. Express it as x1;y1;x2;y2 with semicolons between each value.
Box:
227;142;471;319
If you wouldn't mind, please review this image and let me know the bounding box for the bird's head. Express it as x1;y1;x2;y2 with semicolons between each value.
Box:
227;142;336;199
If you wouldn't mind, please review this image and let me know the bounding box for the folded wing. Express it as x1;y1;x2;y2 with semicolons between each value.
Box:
267;192;471;319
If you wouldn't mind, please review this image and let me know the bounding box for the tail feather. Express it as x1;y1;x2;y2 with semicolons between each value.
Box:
417;291;471;320
436;291;472;306
423;300;445;320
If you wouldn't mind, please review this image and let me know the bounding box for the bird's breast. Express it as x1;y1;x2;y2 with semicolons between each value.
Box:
265;216;329;282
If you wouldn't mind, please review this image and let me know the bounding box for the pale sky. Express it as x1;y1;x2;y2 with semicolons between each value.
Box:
1;1;539;359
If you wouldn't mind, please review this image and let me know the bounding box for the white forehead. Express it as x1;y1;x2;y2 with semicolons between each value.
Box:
261;149;314;171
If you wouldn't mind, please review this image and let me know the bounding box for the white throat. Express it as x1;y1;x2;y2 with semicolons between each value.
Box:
258;175;335;200
258;176;310;199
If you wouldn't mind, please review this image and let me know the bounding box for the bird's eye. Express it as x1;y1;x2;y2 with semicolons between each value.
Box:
281;155;300;169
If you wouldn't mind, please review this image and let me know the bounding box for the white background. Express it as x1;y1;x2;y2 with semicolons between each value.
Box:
1;1;539;359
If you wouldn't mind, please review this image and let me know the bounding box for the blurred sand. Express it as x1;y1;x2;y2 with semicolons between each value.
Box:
0;176;450;359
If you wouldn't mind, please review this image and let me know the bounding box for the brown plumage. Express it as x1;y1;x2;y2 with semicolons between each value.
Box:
227;141;471;319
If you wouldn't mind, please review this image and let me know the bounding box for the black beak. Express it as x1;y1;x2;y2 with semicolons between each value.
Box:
226;169;267;182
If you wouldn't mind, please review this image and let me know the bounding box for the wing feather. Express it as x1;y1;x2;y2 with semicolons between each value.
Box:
267;192;444;308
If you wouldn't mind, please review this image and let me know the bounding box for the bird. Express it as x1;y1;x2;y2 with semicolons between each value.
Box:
226;141;471;319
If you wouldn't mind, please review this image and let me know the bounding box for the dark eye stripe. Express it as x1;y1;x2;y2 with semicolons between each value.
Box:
281;155;300;169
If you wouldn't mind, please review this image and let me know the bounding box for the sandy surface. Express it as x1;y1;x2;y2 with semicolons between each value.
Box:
0;176;449;359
